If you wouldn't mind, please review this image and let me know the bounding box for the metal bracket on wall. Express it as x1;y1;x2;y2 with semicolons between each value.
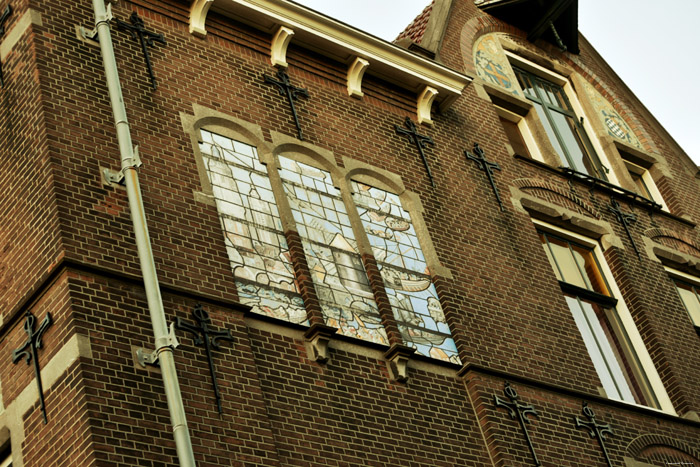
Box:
103;145;142;186
79;2;111;42
609;197;641;260
263;68;309;140
394;117;436;187
136;322;180;367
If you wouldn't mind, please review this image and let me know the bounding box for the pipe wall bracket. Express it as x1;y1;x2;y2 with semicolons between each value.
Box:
136;322;180;367
103;145;142;186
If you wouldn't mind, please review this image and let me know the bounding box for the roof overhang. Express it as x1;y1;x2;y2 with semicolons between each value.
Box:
475;0;579;54
190;0;471;114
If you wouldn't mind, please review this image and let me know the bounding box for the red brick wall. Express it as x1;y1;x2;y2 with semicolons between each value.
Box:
0;0;698;465
0;0;64;324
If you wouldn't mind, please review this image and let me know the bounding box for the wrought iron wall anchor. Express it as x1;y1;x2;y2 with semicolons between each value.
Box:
116;12;166;90
263;68;309;140
12;311;53;424
394;117;436;187
465;142;504;211
609;197;641;260
0;5;12;88
574;402;614;467
176;304;233;414
493;381;541;466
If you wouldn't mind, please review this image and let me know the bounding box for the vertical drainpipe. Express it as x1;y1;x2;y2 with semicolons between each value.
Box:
90;1;196;465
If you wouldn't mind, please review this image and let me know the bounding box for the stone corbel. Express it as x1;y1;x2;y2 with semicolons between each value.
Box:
190;0;214;38
417;86;438;125
271;26;294;67
384;344;415;382
303;323;338;363
347;56;369;98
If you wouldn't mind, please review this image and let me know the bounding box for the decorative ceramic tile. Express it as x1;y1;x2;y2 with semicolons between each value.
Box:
352;182;460;363
473;35;520;97
279;157;388;344
201;130;307;324
582;80;641;149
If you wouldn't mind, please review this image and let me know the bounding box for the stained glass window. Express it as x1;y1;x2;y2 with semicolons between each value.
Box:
200;129;307;324
352;182;460;364
278;157;388;345
199;129;459;362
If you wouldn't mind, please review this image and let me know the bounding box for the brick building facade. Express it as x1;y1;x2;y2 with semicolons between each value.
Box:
1;0;699;465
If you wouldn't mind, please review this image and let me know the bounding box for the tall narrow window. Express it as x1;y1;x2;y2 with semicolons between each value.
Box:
278;156;387;344
200;130;308;324
539;231;657;406
513;67;606;179
672;279;700;330
352;182;460;363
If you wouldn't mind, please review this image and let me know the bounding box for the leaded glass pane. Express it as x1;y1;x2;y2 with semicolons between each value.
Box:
201;130;307;324
279;157;388;345
570;243;609;295
630;171;653;200
515;70;535;96
352;181;460;364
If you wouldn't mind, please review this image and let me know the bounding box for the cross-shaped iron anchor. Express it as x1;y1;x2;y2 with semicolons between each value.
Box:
12;311;53;424
0;5;12;88
395;117;436;187
116;12;166;90
263;68;309;140
176;304;233;414
465;142;504;211
609;197;641;260
494;381;541;466
575;402;614;467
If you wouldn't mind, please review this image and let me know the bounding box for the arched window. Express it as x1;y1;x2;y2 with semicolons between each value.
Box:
194;124;459;363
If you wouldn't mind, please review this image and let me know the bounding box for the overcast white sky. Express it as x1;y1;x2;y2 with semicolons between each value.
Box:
294;0;700;165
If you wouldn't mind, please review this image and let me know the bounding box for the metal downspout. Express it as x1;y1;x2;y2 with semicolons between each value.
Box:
90;1;196;465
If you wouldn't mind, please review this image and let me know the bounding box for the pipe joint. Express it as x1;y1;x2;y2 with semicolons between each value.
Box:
155;322;180;352
120;145;142;171
94;2;113;26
